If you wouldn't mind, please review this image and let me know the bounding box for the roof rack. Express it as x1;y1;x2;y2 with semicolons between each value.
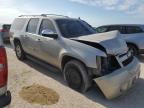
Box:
41;14;69;18
19;14;69;18
19;15;42;17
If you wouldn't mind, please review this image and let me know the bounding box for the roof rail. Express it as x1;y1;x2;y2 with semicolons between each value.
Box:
19;15;42;17
41;14;69;18
19;14;69;18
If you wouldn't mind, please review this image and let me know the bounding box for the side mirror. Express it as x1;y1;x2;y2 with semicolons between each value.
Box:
41;29;58;39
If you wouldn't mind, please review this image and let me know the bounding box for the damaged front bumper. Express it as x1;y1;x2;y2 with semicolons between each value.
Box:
94;57;140;99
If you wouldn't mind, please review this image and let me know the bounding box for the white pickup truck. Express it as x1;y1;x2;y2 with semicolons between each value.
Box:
0;37;11;107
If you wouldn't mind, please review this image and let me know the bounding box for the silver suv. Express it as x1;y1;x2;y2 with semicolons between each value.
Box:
10;14;140;99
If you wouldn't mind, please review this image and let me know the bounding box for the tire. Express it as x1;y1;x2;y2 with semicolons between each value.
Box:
63;60;91;93
128;45;138;56
15;41;26;60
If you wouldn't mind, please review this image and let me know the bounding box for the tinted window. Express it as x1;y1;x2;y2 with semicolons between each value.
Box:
109;26;126;34
26;18;39;34
39;19;56;34
126;26;144;34
96;26;108;33
56;19;94;38
11;18;26;31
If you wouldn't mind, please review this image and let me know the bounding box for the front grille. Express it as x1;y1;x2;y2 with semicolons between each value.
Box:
122;56;134;66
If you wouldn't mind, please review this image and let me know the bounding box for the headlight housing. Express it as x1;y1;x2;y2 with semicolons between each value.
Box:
96;56;121;76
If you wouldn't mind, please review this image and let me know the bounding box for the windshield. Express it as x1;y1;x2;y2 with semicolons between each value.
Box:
56;19;95;38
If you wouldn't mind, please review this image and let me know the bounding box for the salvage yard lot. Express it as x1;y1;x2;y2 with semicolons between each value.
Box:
6;44;144;108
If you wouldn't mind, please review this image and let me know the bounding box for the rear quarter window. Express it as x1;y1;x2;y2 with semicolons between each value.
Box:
11;18;27;31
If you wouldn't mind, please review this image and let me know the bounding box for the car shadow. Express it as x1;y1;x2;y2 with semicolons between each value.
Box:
23;56;144;108
23;56;66;86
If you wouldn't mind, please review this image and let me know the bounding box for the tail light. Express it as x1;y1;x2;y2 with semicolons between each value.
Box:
0;47;8;87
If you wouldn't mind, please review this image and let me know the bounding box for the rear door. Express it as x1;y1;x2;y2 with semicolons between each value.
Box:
25;18;41;56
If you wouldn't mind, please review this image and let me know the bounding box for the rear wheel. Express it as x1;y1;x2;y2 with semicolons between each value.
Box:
63;60;91;93
128;45;138;56
15;41;26;60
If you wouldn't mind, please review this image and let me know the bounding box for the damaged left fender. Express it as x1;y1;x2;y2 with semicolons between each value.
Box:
58;37;107;69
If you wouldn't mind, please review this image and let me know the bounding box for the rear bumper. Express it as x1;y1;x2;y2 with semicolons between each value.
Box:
94;57;140;99
0;91;11;107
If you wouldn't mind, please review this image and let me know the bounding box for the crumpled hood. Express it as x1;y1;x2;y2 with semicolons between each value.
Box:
72;31;128;55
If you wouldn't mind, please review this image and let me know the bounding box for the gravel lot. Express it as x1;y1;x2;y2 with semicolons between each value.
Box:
5;44;144;108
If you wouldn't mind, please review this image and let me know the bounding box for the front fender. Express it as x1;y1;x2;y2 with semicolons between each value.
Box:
58;45;107;69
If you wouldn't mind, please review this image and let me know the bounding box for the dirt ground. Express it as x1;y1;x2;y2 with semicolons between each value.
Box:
5;44;144;108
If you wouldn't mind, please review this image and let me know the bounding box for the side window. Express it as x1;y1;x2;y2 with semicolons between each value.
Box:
39;19;56;35
96;26;108;33
26;18;39;34
109;26;126;34
11;18;27;31
126;26;144;34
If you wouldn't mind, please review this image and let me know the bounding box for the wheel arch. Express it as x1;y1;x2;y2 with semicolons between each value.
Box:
61;55;88;71
126;42;139;51
13;38;21;46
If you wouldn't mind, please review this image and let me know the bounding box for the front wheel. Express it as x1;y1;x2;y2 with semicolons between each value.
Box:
63;60;91;93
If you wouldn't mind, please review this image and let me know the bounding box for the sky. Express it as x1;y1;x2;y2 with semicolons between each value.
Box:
0;0;144;27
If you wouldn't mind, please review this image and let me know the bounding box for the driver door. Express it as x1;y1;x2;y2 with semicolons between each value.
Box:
37;19;62;67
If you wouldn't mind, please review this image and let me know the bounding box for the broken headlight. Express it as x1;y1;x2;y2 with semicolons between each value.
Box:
96;56;121;76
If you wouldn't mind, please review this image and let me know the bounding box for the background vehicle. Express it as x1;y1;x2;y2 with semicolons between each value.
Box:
0;37;11;107
0;24;11;42
95;24;144;55
10;14;140;99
